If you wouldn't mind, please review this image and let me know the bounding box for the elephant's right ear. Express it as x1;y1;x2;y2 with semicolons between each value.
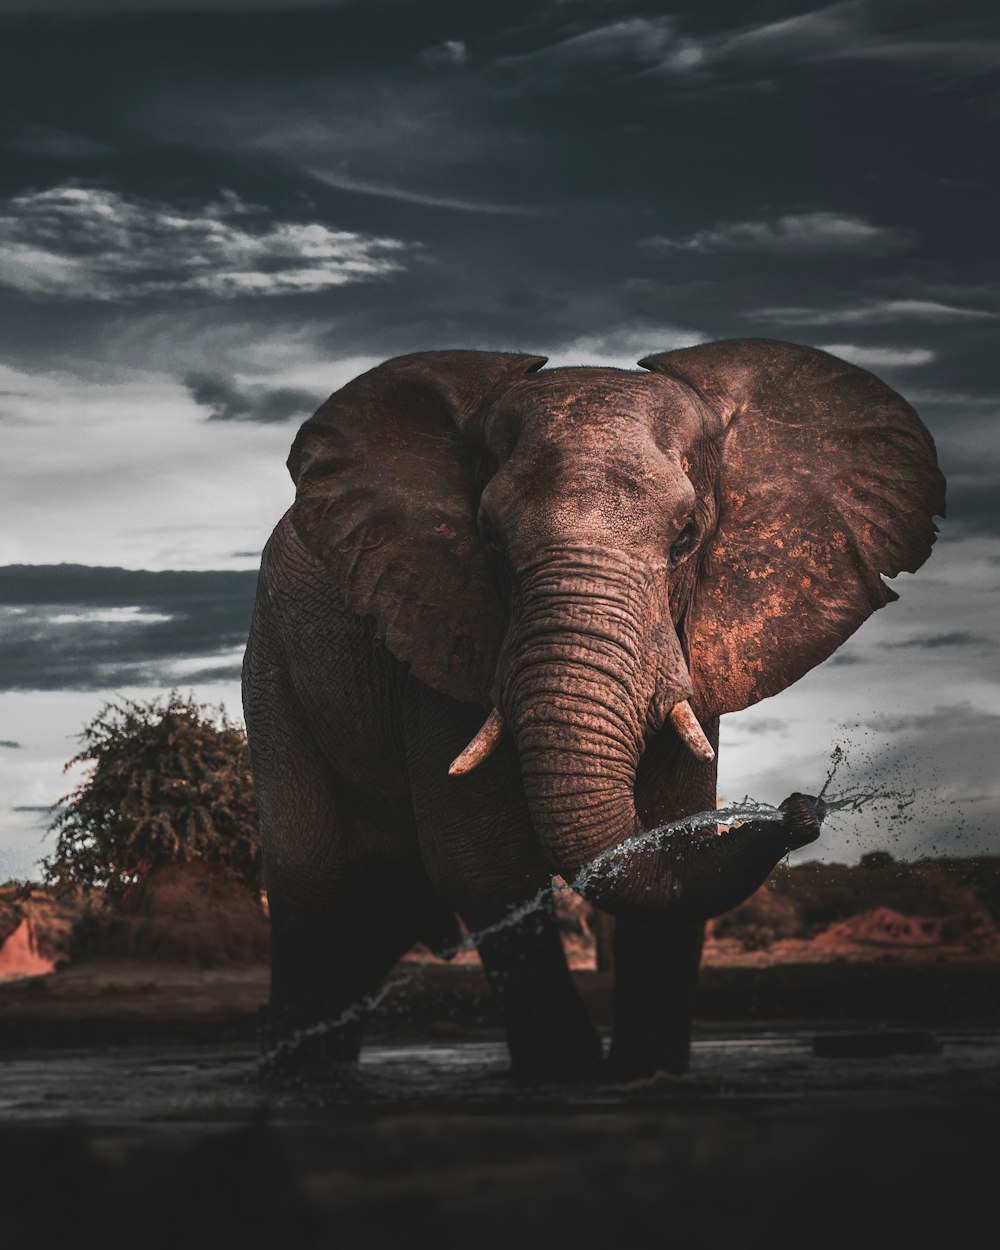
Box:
288;350;547;707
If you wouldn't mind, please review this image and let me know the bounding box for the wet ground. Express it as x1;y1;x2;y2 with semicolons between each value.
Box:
3;1025;998;1248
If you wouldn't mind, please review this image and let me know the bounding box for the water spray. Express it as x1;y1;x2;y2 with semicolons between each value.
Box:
260;742;926;1073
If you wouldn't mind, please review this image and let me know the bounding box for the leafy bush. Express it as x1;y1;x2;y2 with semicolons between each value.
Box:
44;692;260;899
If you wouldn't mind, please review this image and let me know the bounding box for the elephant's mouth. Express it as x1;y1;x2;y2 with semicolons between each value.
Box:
448;698;714;777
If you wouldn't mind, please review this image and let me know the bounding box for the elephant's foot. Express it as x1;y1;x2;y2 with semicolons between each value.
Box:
605;1038;690;1083
507;1022;605;1085
606;1000;695;1081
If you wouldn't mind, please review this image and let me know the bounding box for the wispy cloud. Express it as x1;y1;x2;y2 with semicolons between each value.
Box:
640;212;913;256
847;38;1000;76
702;1;1000;86
497;17;704;85
0;185;413;301
709;2;863;65
307;168;548;216
816;343;935;367
751;298;998;325
498;2;1000;96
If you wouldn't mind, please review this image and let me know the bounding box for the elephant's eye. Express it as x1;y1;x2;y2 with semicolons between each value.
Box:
479;517;505;560
670;518;697;563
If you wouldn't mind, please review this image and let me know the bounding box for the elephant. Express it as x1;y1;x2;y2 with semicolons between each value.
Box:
243;338;944;1081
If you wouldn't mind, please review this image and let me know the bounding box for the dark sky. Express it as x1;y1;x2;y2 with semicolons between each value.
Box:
1;0;998;876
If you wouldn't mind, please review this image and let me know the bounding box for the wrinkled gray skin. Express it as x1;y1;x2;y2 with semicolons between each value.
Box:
244;341;944;1080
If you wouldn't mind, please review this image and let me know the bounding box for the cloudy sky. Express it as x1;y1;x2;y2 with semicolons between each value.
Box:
1;0;997;879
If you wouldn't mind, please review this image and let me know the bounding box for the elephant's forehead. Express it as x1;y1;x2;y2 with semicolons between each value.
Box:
497;367;700;444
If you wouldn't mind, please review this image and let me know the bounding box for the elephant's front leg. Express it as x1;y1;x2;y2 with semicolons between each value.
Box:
246;625;423;1073
472;894;604;1081
265;857;426;1069
606;722;718;1080
406;694;603;1082
607;912;704;1079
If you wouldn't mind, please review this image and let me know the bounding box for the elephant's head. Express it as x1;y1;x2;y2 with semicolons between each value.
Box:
288;342;944;907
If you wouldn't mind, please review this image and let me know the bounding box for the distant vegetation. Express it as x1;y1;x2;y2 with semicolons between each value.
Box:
44;693;260;899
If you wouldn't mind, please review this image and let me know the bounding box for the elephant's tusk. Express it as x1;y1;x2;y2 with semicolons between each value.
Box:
449;708;504;776
669;700;716;762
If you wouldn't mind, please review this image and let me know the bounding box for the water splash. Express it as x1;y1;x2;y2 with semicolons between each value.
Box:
801;725;980;860
261;796;790;1070
817;744;846;801
260;733;945;1071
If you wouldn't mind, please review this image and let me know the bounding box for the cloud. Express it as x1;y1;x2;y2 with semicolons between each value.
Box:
307;168;547;216
0;364;297;570
541;324;705;370
640;212;913;256
702;1;1000;87
419;40;468;70
879;631;990;650
862;701;1000;736
497;2;1000;96
0;740;22;750
6;124;114;160
186;374;319;424
725;716;789;736
710;2;863;64
497;17;704;85
750;298;998;325
0;185;413;302
906;386;1000;413
848;38;1000;77
816;343;936;367
943;480;1000;537
0;564;257;691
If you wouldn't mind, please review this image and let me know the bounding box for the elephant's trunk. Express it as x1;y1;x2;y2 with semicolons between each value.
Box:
499;550;798;917
502;551;676;907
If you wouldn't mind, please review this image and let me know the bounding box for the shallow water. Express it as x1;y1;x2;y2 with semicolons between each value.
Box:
3;1027;998;1126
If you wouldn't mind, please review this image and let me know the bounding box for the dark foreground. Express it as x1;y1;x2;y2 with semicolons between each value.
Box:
3;1022;998;1249
3;956;998;1247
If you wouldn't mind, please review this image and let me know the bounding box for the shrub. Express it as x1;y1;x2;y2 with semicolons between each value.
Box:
44;692;260;900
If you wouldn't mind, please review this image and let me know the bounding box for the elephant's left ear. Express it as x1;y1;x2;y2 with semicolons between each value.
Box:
639;339;946;716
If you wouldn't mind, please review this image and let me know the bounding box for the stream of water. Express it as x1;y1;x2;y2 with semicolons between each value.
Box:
264;756;921;1068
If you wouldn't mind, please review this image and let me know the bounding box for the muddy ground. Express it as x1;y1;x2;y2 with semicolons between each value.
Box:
2;959;998;1248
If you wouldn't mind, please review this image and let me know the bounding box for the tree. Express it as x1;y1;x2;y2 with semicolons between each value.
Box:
45;692;260;899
